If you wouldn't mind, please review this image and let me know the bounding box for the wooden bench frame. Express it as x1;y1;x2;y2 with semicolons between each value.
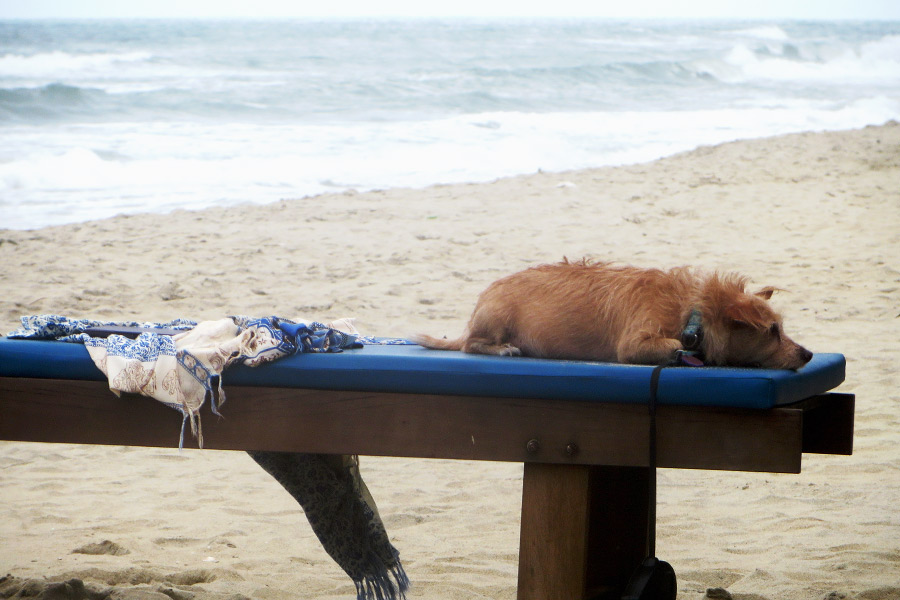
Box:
0;377;854;600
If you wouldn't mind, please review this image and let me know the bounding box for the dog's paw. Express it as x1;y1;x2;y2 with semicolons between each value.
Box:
619;337;683;365
661;337;683;355
500;344;522;357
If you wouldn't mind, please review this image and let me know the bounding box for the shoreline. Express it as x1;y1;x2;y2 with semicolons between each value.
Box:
1;123;899;600
4;121;898;234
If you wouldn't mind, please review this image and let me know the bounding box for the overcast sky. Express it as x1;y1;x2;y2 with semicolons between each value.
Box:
2;0;899;20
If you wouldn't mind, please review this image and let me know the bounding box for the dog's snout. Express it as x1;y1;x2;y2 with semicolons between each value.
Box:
798;346;813;365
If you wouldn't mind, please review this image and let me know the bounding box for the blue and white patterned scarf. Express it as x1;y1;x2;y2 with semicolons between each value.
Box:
9;314;361;447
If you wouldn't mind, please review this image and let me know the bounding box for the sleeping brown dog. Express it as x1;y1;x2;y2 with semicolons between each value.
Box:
414;259;813;369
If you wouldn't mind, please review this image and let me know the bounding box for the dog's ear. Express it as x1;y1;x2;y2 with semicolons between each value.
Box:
754;286;779;300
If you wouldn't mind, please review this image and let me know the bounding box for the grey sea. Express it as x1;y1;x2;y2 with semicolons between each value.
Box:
1;18;898;229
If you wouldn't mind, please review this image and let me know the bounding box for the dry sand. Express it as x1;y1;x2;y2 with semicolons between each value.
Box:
1;123;898;600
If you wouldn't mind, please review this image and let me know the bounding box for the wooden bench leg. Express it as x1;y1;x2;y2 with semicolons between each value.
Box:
517;464;651;600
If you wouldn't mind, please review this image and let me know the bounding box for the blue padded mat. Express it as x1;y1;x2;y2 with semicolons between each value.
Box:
0;337;844;409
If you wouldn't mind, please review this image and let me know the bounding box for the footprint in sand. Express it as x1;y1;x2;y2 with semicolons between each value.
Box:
72;540;130;556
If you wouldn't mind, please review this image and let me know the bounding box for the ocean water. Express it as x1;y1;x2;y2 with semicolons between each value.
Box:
1;18;898;230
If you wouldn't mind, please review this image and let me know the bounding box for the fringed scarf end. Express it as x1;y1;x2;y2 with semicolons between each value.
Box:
353;560;409;600
178;408;203;450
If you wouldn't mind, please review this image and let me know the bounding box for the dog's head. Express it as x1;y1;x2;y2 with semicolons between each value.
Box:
699;276;813;370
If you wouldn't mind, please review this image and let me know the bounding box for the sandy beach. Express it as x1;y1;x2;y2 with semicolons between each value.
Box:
1;123;898;599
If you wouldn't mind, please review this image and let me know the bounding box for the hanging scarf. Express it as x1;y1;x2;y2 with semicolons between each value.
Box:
249;451;408;600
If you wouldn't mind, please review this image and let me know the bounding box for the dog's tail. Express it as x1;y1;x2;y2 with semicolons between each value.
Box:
410;333;464;351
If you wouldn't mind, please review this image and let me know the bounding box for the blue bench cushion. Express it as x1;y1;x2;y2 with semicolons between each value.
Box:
0;337;844;410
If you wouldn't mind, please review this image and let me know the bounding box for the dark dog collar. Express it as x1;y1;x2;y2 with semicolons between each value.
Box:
674;309;705;367
680;308;704;353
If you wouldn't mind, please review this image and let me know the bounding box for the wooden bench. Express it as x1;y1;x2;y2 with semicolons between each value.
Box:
0;338;854;600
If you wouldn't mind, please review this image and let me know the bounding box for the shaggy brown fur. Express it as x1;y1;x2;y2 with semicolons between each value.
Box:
414;259;813;369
